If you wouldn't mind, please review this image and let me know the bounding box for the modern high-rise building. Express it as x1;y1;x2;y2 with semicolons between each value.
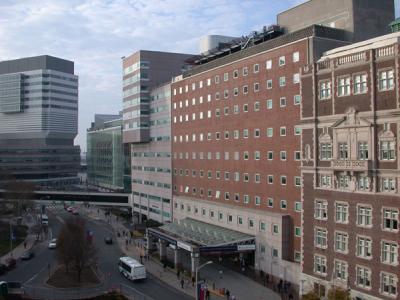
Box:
131;83;173;223
0;55;80;187
122;50;192;223
87;113;131;192
301;31;400;300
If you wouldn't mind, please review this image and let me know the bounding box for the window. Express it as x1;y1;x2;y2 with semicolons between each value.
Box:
243;129;249;138
224;89;229;99
315;199;328;220
280;151;287;160
314;255;327;275
268;198;274;207
354;73;367;94
379;69;394;91
280;176;287;185
338;174;350;189
279;76;286;87
356;266;371;289
295;202;301;212
293;51;299;62
358;142;369;160
234;193;239;201
294;151;301;161
381;272;397;297
224;192;230;200
243;104;248;112
319;81;331;100
280;97;286;107
294;252;301;262
254;83;260;92
335;231;348;253
260;221;266;231
238;216;243;225
267;99;273;109
335;202;349;223
357;236;372;258
357;205;372;226
243;85;248;94
233;105;239;114
243;173;249;182
279;56;285;66
320;175;332;188
234;172;240;182
233;69;238;78
243;194;249;203
254;151;260;160
267;151;273;160
294;95;301;105
380;141;395;160
320;143;332;160
223;72;228;82
228;214;233;222
280;199;287;209
255;196;261;205
381;241;398;265
254;102;260;112
242;67;248;76
334;260;348;281
266;79;272;89
267;175;273;184
267;128;273;137
358;176;370;191
338;143;348;160
253;64;259;73
295;227;301;236
215;92;220;100
337;76;350;96
280;127;286;136
272;224;279;234
266;59;272;69
233;87;239;96
381;177;396;192
248;218;254;228
272;248;279;257
293;73;300;84
224;171;230;181
295;176;301;187
383;208;398;231
315;227;327;248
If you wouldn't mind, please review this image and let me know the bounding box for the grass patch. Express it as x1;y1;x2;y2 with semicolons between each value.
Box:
0;221;28;257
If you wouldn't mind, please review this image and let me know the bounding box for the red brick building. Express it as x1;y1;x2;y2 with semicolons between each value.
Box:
171;25;349;284
301;32;400;299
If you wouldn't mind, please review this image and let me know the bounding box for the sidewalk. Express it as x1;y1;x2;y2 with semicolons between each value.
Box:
86;207;281;300
0;214;38;264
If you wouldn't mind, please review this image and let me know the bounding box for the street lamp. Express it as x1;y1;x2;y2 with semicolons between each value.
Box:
195;260;213;300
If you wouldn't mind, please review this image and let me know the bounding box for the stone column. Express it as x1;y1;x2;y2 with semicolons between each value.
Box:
174;248;182;269
159;239;167;262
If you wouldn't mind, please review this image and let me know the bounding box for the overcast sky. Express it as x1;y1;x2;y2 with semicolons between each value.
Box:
0;0;398;151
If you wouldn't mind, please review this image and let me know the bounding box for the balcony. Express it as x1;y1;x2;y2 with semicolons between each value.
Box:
331;159;370;171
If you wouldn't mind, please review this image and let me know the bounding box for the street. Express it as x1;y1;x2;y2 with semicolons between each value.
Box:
0;207;192;300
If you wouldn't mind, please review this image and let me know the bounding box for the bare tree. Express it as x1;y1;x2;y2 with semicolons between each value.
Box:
56;217;97;281
3;177;35;215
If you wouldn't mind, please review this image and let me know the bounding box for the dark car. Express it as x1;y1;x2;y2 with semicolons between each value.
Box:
0;264;7;275
20;250;34;260
104;237;113;245
5;258;16;270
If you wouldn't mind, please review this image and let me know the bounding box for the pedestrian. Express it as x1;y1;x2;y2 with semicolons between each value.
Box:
163;262;167;271
180;278;185;289
225;289;230;300
266;273;270;283
177;269;180;279
205;289;210;300
140;255;143;264
23;241;27;249
191;276;195;287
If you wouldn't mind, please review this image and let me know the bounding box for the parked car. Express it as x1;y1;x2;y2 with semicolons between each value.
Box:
104;237;113;245
20;250;34;260
5;258;16;270
48;238;57;249
67;207;73;212
0;264;7;276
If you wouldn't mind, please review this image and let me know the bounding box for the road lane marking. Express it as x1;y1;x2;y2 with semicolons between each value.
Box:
119;282;155;300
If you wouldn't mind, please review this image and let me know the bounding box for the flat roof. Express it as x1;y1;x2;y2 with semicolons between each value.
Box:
158;218;254;247
120;256;144;267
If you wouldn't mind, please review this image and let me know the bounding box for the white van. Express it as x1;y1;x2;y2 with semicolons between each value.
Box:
118;256;146;281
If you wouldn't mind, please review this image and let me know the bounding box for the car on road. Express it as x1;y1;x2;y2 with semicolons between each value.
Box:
5;258;16;270
72;209;79;215
67;207;73;212
20;250;34;260
104;236;113;245
48;238;57;249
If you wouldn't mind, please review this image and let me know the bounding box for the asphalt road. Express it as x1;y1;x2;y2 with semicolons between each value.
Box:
0;207;192;300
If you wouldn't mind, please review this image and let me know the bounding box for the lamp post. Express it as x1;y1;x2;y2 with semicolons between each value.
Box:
195;260;213;300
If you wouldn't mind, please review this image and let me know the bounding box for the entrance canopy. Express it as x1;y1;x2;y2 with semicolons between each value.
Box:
148;218;255;253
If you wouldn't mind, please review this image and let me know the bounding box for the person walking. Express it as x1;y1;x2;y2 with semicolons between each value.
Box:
225;289;230;300
180;278;185;289
23;241;27;249
191;276;195;287
177;269;180;279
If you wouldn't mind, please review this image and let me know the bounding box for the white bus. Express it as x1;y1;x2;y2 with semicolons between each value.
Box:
118;256;146;281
